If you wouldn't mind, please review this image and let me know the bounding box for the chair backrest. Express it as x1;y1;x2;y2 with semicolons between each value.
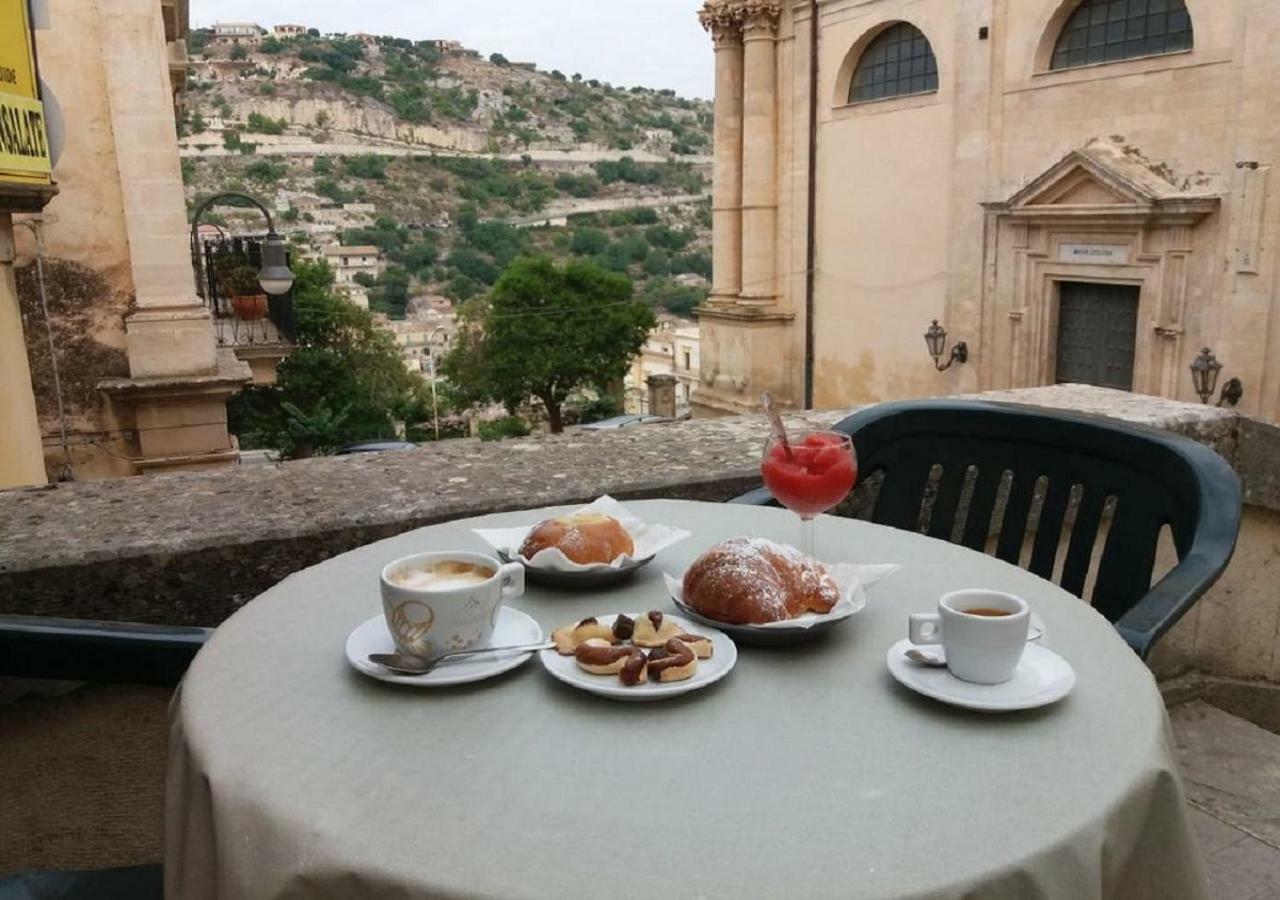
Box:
835;400;1240;629
0;616;210;686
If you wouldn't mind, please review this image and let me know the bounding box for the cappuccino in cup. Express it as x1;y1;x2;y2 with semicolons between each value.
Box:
388;560;495;591
380;551;525;661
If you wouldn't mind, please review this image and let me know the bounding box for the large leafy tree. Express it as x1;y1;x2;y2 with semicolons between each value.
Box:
443;256;654;433
229;260;427;457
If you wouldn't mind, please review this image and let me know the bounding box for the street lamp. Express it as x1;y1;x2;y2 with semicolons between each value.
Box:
924;320;968;372
1190;348;1243;407
425;326;449;440
189;191;295;297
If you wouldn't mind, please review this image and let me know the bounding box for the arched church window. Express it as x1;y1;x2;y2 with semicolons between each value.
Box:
849;22;939;103
1051;0;1193;70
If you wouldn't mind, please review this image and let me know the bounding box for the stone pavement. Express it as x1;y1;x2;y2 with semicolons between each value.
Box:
1172;701;1280;900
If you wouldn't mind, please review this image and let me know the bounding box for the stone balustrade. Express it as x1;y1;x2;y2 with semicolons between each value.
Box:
2;385;1278;682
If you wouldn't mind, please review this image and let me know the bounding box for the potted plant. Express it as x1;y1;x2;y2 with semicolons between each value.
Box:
216;255;268;321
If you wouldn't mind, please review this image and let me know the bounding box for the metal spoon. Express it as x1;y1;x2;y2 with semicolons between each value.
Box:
369;641;554;676
905;648;947;667
761;391;794;460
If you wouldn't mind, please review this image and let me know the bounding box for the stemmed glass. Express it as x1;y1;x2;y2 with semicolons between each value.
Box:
760;430;858;560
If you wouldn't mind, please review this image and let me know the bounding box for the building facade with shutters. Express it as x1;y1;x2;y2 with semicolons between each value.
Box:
695;0;1280;423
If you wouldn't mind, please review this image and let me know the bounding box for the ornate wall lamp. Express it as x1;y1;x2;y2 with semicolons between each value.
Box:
1190;348;1243;407
189;191;295;296
924;320;968;372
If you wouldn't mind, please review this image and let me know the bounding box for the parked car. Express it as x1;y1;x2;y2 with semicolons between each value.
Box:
579;415;671;431
334;440;416;455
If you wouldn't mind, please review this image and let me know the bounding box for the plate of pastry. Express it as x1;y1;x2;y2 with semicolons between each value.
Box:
474;496;690;589
666;537;900;645
539;610;737;701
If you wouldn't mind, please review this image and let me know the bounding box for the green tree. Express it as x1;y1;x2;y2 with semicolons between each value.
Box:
489;52;510;66
570;227;608;256
228;260;423;457
441;256;654;433
343;154;388;180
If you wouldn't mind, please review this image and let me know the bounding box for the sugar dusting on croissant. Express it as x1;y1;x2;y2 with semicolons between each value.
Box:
682;538;839;624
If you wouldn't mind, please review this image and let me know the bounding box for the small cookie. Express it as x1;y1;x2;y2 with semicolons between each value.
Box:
618;648;649;686
552;617;616;655
631;610;683;648
673;633;713;659
574;639;634;675
646;638;697;683
612;614;636;641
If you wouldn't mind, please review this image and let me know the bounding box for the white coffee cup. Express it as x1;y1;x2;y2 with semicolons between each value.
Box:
908;589;1030;684
379;551;525;661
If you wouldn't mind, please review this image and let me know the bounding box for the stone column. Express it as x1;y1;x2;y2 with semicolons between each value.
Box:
646;374;679;419
700;2;744;304
738;0;781;306
0;214;47;488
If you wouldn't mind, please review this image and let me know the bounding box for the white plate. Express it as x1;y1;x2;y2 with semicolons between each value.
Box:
346;607;543;687
885;638;1075;712
539;613;737;702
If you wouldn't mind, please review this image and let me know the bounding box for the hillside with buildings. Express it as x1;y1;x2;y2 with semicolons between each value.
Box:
180;22;712;408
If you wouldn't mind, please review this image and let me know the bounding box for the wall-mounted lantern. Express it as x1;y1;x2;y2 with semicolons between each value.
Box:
924;320;968;372
1190;348;1243;407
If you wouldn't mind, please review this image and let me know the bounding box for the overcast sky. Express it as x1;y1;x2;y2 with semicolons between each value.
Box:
191;1;713;99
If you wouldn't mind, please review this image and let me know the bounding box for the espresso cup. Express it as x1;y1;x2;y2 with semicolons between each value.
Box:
379;551;525;661
908;589;1030;684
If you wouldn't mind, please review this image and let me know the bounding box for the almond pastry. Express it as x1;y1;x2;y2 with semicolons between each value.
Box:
574;640;649;685
673;633;713;659
646;638;697;683
630;610;683;648
552;617;617;655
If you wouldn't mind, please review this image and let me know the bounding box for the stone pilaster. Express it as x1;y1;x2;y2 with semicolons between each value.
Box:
738;0;781;306
0;214;47;488
700;2;744;304
93;0;250;471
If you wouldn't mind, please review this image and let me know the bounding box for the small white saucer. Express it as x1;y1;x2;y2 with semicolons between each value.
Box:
346;607;543;687
885;638;1075;712
540;613;737;702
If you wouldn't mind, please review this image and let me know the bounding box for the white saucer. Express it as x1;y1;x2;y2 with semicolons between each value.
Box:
346;607;543;687
885;638;1075;712
539;613;737;702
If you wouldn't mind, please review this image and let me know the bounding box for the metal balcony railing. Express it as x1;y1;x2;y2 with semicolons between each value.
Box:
194;234;297;349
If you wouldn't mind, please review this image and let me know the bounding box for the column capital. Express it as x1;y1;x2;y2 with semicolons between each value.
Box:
699;1;743;48
740;0;782;38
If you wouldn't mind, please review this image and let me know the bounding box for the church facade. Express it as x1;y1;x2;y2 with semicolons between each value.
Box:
695;0;1280;423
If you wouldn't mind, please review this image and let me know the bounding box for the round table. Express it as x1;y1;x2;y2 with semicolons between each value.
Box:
166;500;1207;900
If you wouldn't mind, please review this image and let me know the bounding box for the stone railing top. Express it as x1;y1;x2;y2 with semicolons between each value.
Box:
0;385;1269;625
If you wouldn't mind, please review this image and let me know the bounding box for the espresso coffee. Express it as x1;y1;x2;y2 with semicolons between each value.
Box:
390;560;495;591
962;607;1013;617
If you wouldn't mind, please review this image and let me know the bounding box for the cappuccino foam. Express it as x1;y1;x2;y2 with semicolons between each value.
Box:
391;560;494;590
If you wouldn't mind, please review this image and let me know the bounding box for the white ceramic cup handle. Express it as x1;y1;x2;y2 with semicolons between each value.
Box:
499;562;525;601
909;613;942;645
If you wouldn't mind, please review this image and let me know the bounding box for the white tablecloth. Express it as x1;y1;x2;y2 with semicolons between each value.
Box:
166;500;1208;899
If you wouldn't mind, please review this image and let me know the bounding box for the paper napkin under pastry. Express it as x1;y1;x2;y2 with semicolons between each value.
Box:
472;495;692;572
664;562;899;629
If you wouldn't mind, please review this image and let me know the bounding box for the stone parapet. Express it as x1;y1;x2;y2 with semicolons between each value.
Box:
0;386;1268;669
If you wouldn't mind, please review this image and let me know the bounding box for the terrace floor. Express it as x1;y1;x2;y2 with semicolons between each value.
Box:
1;684;1278;896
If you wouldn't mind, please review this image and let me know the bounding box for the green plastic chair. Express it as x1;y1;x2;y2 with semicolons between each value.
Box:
0;619;206;898
734;399;1241;657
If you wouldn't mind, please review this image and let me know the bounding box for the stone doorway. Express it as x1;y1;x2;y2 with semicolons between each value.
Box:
1055;281;1140;391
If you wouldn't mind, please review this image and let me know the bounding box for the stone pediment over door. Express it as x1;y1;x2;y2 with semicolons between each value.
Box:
978;143;1222;403
985;144;1220;227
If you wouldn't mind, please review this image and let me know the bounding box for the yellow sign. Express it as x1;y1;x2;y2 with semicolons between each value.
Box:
0;0;53;185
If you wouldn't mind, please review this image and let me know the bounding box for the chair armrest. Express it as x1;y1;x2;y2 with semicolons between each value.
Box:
729;486;777;506
0;615;211;686
1113;550;1230;659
